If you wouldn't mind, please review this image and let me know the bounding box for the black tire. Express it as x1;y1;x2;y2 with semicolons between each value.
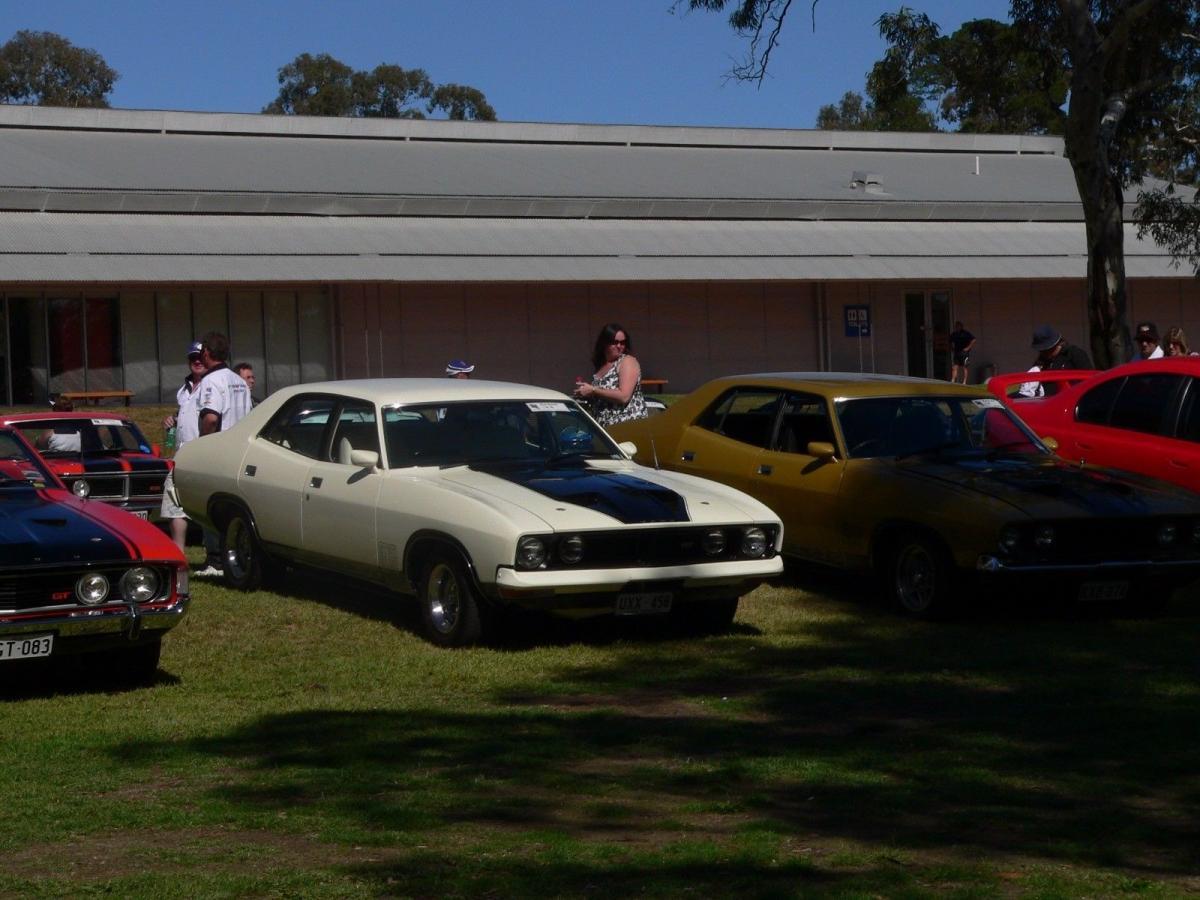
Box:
222;512;264;591
419;552;485;647
107;639;162;686
888;534;955;619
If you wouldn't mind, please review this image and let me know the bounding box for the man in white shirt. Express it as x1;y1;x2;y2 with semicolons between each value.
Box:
192;332;252;576
1133;321;1165;360
160;340;207;552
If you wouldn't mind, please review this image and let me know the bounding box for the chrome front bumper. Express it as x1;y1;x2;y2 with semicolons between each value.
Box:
0;594;189;642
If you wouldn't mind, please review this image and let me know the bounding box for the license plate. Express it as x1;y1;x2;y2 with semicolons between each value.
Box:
1078;581;1129;603
615;591;673;615
0;634;54;661
131;510;149;520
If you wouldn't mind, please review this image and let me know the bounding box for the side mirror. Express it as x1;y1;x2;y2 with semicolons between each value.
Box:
350;449;380;469
618;441;638;458
806;441;838;461
1040;436;1059;452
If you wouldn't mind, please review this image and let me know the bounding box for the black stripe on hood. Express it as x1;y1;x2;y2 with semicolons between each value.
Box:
474;462;690;524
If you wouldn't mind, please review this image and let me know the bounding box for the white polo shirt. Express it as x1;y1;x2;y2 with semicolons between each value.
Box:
197;364;252;433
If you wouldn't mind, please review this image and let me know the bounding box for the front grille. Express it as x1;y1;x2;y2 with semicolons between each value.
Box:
0;565;173;614
1007;518;1200;565
63;472;167;503
530;525;778;570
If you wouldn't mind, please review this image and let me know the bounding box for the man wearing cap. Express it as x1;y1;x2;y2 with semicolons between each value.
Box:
160;340;208;552
1031;325;1094;370
1133;322;1164;360
446;359;474;378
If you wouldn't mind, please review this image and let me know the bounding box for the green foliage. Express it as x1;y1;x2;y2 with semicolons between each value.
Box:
263;52;496;120
0;30;117;108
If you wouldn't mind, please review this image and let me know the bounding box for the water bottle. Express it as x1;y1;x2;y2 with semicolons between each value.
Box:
164;425;177;452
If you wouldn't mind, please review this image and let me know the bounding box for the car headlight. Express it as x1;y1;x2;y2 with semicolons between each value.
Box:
558;535;585;565
702;528;727;557
1035;525;1055;549
71;479;91;499
76;572;110;605
516;536;547;570
999;526;1021;552
1192;521;1200;544
740;527;768;558
1158;523;1178;546
120;566;160;603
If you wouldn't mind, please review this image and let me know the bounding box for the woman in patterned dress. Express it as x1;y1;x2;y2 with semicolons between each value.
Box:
573;322;648;426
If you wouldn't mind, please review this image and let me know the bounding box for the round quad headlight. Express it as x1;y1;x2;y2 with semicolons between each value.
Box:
71;479;91;499
120;566;160;603
516;536;548;570
701;528;727;557
1158;523;1178;546
999;526;1021;552
558;535;585;565
76;572;110;605
740;527;768;558
1035;525;1055;549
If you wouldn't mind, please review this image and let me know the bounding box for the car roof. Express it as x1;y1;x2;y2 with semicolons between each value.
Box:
271;378;573;406
703;372;990;399
0;412;133;422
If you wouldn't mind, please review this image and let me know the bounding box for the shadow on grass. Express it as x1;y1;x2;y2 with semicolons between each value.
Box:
108;596;1200;893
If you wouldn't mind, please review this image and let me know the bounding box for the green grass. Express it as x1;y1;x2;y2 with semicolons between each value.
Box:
3;564;1199;898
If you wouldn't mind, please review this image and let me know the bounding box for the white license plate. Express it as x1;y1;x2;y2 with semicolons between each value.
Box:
615;591;673;615
0;634;54;661
1078;581;1129;603
131;510;149;520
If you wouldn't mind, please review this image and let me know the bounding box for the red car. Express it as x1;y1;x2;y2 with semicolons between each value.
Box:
0;426;188;684
0;412;170;522
988;358;1200;493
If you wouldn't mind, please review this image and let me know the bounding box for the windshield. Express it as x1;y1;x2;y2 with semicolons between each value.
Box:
0;428;57;487
13;417;151;456
835;396;1045;460
382;400;623;468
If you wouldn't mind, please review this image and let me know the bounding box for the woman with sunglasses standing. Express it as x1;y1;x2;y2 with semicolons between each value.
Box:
573;322;648;426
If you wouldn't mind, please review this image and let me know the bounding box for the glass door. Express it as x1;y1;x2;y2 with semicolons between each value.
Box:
903;290;952;380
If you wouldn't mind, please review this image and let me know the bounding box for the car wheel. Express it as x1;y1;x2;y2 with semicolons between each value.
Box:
222;512;264;591
889;536;954;619
107;639;162;686
419;553;485;647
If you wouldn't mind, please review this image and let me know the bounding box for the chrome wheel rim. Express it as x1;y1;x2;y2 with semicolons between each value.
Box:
426;562;460;634
895;543;936;614
224;518;252;581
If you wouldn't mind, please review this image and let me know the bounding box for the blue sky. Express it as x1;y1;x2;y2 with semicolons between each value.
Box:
0;1;1010;128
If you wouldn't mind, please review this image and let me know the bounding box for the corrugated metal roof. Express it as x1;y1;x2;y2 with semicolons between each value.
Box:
0;105;1096;221
0;212;1179;282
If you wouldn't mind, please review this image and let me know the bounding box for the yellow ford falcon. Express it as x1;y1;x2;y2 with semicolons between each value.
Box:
608;373;1200;618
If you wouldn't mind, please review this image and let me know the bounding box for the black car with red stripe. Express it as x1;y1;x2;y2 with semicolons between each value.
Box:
0;412;170;522
0;427;188;684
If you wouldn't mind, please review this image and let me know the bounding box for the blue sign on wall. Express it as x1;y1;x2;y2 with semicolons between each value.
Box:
844;305;871;337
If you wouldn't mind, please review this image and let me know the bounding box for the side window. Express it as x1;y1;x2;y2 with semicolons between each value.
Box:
697;388;782;449
773;392;834;455
260;396;336;459
1075;377;1124;425
1107;374;1183;436
330;401;379;464
1177;379;1200;443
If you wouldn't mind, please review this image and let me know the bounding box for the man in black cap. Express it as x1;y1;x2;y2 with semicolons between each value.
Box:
1133;321;1164;360
1031;325;1093;370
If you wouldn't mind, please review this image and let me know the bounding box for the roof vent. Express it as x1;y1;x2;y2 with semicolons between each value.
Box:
849;170;884;193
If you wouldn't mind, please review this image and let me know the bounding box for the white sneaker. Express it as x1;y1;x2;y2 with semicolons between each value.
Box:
193;565;223;578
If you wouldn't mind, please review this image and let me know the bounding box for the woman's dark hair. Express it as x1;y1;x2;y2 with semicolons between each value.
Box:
591;322;633;370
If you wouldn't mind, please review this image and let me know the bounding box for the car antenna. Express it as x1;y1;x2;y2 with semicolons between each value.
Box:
650;435;660;470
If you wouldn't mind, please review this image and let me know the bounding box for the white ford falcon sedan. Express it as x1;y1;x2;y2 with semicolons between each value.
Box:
173;379;783;646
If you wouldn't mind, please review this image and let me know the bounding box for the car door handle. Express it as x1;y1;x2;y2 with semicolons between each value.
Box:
309;476;323;488
681;451;695;461
757;464;773;475
244;464;256;477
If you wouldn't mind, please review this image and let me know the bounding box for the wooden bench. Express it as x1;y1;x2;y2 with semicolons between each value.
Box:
642;379;668;394
59;390;134;407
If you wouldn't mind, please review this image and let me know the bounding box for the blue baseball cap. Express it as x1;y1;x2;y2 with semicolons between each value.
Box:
187;340;204;358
